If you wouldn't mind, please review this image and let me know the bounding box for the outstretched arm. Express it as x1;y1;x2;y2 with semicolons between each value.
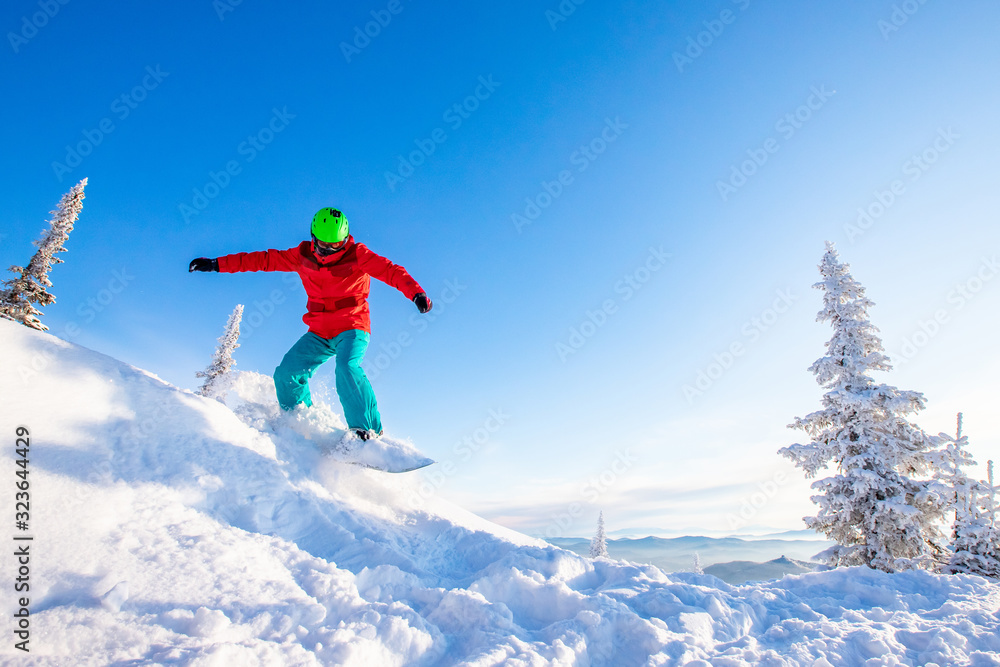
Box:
356;245;431;311
191;248;300;274
218;248;299;273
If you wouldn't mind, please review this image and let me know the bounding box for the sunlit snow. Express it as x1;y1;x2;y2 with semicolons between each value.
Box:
1;319;998;666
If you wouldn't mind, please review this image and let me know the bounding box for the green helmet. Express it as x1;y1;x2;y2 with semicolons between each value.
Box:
311;207;349;243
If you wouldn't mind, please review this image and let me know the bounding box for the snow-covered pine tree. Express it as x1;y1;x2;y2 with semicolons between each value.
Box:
930;412;976;572
982;462;1000;573
0;178;87;330
589;511;609;558
779;242;946;573
948;444;1000;578
692;552;704;575
197;304;244;401
934;413;980;570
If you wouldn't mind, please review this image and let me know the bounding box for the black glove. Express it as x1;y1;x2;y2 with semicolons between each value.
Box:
189;257;219;273
413;292;432;313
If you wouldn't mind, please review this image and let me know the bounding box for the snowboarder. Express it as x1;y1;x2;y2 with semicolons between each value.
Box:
189;207;432;441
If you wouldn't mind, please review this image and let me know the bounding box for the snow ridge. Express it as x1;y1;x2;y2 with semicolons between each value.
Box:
1;319;998;666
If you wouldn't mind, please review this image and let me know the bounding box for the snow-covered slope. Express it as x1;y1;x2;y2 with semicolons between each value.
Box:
1;319;999;666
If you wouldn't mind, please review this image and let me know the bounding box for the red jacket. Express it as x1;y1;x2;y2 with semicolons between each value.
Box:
217;236;424;339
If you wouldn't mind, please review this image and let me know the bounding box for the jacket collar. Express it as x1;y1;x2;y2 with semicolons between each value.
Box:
311;235;355;264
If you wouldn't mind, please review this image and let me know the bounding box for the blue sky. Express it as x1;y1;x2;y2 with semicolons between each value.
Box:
3;0;999;538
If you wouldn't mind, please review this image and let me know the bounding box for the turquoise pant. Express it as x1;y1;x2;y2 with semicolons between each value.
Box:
274;330;382;433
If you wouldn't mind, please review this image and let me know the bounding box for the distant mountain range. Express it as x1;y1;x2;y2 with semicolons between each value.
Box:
605;527;826;541
704;556;821;584
548;535;833;584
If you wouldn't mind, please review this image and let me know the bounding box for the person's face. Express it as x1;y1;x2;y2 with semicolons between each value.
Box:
314;237;347;255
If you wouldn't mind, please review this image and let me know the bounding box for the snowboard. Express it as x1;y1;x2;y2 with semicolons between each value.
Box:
322;433;435;473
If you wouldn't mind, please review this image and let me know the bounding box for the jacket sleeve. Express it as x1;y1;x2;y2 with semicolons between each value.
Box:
217;247;299;273
356;245;424;300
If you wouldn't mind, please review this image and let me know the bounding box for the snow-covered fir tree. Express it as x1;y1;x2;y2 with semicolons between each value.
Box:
932;413;983;572
934;414;977;507
779;242;946;573
0;178;87;330
589;511;609;558
947;430;1000;578
692;552;704;575
197;304;244;401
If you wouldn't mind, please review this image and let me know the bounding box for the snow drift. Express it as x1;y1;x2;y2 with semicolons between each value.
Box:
1;319;998;666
